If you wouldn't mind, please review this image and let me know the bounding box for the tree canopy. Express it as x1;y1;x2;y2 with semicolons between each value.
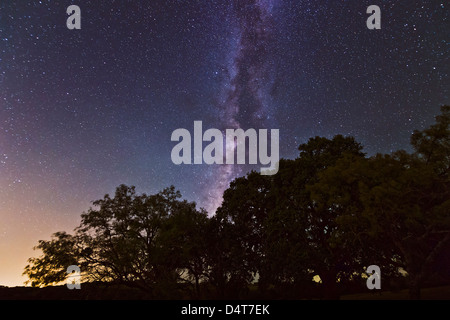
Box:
24;106;450;299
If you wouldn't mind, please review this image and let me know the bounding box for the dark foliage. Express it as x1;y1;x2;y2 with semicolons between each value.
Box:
23;106;450;299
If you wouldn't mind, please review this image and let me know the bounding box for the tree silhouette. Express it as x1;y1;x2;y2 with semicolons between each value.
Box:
361;106;450;299
268;135;366;299
156;203;209;298
213;171;274;297
24;231;77;287
24;185;207;297
23;106;450;300
308;106;450;299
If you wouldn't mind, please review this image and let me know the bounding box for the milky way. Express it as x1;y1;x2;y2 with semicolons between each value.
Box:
199;0;281;214
222;0;277;128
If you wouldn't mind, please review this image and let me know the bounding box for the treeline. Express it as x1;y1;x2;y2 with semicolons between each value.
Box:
24;106;450;299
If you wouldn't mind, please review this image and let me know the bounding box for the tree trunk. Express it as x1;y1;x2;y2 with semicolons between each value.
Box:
321;271;339;300
408;274;421;300
195;275;200;299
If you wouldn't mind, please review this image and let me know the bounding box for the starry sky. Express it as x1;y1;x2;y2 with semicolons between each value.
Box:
0;0;448;287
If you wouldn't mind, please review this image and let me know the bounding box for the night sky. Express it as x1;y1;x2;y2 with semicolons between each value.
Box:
0;1;448;286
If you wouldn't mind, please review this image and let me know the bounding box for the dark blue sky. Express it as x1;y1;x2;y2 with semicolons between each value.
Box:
0;0;448;286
